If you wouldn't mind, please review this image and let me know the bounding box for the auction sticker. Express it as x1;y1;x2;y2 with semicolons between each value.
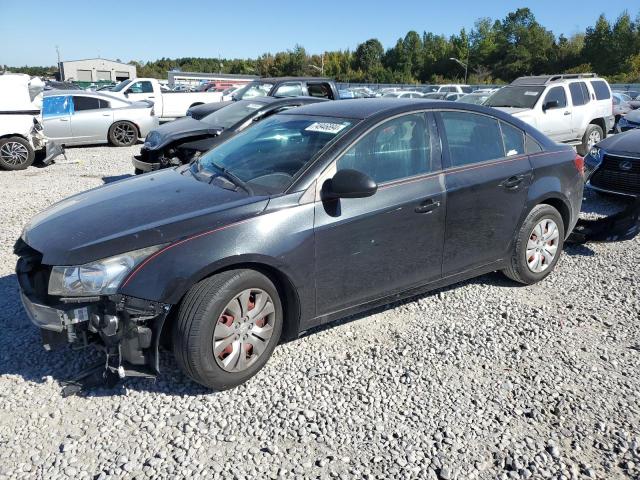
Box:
305;122;349;134
524;91;539;96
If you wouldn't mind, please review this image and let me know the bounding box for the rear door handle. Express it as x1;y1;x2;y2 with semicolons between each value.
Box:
59;118;68;122
500;175;524;189
415;198;441;214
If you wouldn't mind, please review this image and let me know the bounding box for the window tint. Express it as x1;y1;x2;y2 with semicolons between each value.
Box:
128;81;153;94
544;87;567;109
461;87;473;93
274;83;303;97
500;122;525;156
440;111;504;166
590;80;611;100
307;83;332;99
98;99;110;109
569;82;589;106
42;96;71;117
337;113;431;183
73;96;101;111
525;135;543;154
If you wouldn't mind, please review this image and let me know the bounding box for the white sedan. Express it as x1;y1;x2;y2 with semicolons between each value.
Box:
42;91;159;147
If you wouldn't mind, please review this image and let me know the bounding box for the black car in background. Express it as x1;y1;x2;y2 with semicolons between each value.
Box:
585;129;640;197
16;99;584;391
186;101;232;120
132;96;327;173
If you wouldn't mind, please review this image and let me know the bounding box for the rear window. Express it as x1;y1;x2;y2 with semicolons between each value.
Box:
590;80;611;100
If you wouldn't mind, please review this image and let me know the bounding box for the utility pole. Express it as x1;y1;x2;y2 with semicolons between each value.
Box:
56;45;61;80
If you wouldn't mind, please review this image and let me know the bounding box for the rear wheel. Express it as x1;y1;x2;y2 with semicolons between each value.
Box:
108;121;138;147
0;137;34;170
173;269;283;390
503;204;565;285
577;124;603;156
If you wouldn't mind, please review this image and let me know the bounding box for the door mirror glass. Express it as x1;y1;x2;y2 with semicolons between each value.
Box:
543;100;559;111
325;169;377;199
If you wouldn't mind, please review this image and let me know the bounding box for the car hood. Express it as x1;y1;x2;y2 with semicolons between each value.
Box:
493;107;532;116
22;168;268;265
598;129;640;155
144;117;222;151
624;109;640;123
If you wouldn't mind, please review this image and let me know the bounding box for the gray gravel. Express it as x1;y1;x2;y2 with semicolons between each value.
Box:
0;145;638;480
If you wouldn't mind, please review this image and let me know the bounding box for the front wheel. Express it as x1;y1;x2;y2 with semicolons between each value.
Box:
173;269;283;390
0;137;35;170
108;121;138;147
503;204;565;285
577;124;603;156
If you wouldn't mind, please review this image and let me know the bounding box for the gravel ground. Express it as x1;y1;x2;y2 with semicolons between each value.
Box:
0;144;638;480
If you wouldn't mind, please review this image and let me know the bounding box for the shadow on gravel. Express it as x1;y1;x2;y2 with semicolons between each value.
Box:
102;174;134;184
564;244;596;257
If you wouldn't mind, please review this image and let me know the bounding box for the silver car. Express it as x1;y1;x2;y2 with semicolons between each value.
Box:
42;91;159;147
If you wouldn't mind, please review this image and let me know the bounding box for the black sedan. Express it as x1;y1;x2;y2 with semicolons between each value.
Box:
133;96;327;173
16;99;584;391
585;129;640;197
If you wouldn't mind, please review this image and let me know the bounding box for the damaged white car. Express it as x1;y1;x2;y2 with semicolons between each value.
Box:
0;73;62;170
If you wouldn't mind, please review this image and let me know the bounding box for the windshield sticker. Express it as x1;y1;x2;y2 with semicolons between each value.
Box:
246;103;262;109
524;91;539;96
305;122;349;134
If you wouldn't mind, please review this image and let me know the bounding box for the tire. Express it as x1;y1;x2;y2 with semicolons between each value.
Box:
502;204;565;285
108;121;138;147
0;137;35;170
134;168;144;175
173;269;283;390
577;124;603;156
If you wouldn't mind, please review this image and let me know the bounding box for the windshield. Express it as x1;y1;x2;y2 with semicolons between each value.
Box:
484;86;545;108
200;101;265;128
459;94;488;105
197;114;354;193
233;82;274;100
111;79;132;92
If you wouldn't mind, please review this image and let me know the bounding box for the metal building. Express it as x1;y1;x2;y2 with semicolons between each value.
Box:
59;58;136;83
167;71;258;89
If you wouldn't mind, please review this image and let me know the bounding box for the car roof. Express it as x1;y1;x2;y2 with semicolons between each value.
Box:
511;73;600;86
255;77;333;83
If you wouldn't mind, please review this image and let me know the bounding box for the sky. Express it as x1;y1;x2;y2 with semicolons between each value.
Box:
0;1;636;66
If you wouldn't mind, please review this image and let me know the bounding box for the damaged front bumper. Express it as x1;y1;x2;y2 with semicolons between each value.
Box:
15;241;172;378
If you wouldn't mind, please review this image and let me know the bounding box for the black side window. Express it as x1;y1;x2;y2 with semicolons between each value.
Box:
590;80;611;100
544;87;567;109
500;122;525;156
98;99;110;109
337;113;431;183
525;135;543;154
307;83;332;99
569;82;588;106
440;111;505;167
73;96;101;111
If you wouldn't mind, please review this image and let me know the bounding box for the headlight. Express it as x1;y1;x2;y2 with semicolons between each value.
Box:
48;245;165;296
144;131;161;149
588;146;603;162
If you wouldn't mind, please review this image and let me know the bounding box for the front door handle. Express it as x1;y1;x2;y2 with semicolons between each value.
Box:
500;175;525;189
415;199;441;214
59;118;68;122
564;111;571;116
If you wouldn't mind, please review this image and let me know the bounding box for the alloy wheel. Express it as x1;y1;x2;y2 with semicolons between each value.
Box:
526;218;559;273
587;130;601;150
113;123;136;145
213;288;276;372
0;141;29;167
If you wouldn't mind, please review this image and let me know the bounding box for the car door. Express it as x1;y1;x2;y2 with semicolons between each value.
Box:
568;81;590;139
42;95;73;144
314;112;446;317
436;110;533;275
539;86;572;141
69;96;113;144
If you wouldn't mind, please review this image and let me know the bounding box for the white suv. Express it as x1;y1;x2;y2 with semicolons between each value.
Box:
436;84;473;94
485;74;614;155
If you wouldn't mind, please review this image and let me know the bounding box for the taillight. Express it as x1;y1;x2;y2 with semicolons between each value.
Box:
574;153;585;177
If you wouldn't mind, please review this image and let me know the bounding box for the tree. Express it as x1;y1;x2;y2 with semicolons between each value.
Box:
353;39;384;81
583;14;614;75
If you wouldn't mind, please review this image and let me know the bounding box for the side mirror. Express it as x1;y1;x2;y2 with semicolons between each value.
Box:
542;100;559;111
325;169;377;199
124;91;129;97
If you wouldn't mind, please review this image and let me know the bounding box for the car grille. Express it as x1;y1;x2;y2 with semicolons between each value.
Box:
590;154;640;195
14;238;51;302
